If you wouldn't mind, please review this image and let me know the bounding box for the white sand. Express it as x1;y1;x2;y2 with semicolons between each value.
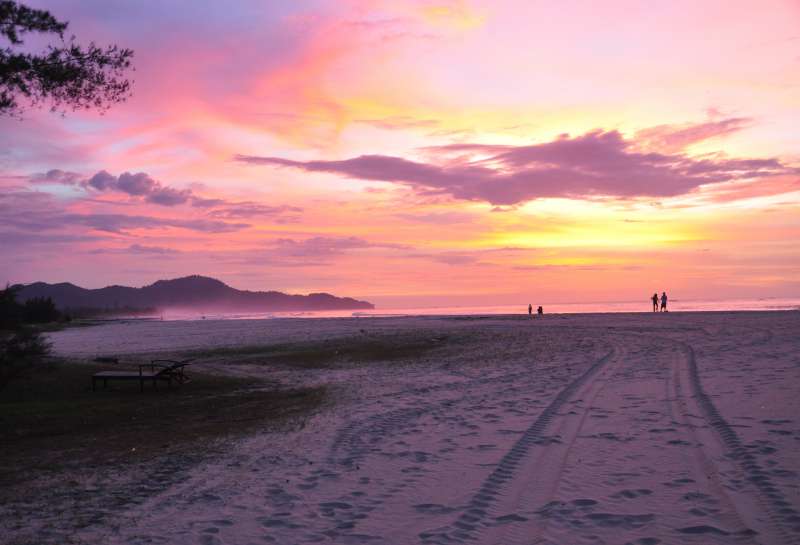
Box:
28;312;800;543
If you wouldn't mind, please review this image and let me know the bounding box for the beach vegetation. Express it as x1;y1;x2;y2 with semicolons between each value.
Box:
0;285;59;391
0;362;326;519
185;334;449;367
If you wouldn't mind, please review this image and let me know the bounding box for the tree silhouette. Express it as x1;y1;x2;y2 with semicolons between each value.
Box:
0;285;54;392
0;1;133;116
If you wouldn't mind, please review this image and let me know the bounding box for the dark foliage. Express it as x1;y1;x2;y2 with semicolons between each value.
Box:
0;284;24;329
0;327;50;391
0;285;55;391
23;296;60;323
0;1;133;116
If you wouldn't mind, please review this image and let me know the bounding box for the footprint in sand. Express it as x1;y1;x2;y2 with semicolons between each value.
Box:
768;429;792;436
677;525;730;535
494;513;528;523
648;427;677;434
585;513;655;529
611;489;653;500
746;440;776;455
663;477;695;488
259;516;301;529
667;439;692;446
681;491;718;505
413;503;457;515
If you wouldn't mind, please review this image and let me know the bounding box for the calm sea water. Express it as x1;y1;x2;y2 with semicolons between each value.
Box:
156;298;800;321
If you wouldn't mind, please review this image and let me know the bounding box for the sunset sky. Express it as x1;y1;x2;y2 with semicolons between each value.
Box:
1;0;799;307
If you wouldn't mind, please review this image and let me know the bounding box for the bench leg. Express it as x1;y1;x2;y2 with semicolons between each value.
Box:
103;378;107;389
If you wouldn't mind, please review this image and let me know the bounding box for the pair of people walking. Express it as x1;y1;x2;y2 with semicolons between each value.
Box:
651;292;668;312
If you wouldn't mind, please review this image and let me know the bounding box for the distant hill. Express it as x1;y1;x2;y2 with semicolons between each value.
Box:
14;275;374;313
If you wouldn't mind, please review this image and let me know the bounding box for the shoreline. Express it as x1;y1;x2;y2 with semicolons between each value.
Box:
66;306;800;326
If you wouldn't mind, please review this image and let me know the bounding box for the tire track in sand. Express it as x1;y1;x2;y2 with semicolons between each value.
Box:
672;338;800;544
656;336;760;542
419;339;621;544
327;368;543;467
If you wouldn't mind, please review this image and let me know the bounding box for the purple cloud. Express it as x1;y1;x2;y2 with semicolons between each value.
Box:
29;169;83;185
34;169;304;220
219;236;410;268
86;170;192;206
0;231;98;244
116;172;158;195
59;213;247;234
237;129;794;205
87;170;117;190
147;186;193;206
206;202;303;219
89;244;182;255
0;190;249;234
190;196;227;208
270;236;408;258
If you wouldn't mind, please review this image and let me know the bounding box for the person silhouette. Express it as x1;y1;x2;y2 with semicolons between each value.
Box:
528;303;532;318
537;305;543;315
651;292;658;312
660;292;668;312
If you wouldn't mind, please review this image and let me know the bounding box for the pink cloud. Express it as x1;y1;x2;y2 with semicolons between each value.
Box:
635;117;753;153
696;175;800;203
393;211;477;224
356;116;440;130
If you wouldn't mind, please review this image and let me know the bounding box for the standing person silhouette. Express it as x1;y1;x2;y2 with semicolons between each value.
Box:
660;292;668;312
528;303;532;318
651;293;658;312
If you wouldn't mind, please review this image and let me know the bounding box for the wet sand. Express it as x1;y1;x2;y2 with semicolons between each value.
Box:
4;311;800;544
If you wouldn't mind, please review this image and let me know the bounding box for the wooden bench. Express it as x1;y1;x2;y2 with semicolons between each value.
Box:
92;359;193;392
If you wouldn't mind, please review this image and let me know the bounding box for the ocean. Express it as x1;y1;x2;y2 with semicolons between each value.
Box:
154;297;800;321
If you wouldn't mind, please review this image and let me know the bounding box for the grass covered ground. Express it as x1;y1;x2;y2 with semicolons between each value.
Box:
182;332;450;366
0;360;326;487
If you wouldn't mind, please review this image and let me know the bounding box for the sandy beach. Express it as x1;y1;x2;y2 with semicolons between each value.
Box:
3;311;800;544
